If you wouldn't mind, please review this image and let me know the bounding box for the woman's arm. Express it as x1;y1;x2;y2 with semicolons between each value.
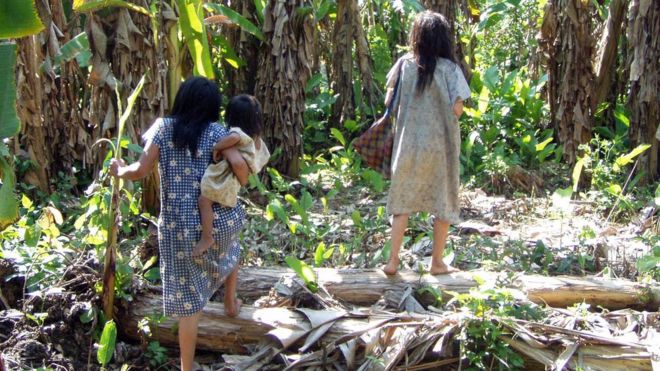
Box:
453;99;464;118
109;142;159;180
223;147;250;186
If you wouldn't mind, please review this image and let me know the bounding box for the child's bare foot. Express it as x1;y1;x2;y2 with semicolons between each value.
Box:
429;262;460;275
192;235;214;257
383;258;400;276
224;297;242;318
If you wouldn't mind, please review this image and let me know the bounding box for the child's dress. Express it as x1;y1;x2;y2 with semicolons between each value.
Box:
201;127;270;207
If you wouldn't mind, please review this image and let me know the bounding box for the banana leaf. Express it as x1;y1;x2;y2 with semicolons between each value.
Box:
0;0;45;38
176;0;215;79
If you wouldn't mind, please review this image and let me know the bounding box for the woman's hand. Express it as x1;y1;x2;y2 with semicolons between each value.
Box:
109;158;126;177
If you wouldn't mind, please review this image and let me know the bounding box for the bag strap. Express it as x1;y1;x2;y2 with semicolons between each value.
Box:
384;67;402;118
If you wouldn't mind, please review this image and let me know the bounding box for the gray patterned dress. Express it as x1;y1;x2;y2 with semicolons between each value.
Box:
149;118;245;317
386;54;471;223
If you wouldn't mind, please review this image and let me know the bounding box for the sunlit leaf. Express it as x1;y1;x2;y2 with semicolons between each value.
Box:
97;320;117;365
314;242;326;266
0;152;18;231
0;0;45;38
572;157;585;192
285;256;318;293
614;144;651;170
52;32;92;67
477;86;490;114
204;4;264;41
330;128;346;147
73;0;151;16
176;0;214;79
314;0;332;21
0;44;19;139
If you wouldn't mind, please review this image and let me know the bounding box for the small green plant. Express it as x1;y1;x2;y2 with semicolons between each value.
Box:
97;319;117;369
446;276;544;370
285;255;318;293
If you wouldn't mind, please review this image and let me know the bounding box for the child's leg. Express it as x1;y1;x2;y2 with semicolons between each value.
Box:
223;265;242;317
193;195;215;257
383;213;409;275
429;218;459;275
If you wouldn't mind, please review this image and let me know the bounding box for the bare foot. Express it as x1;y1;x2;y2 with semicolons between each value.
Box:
192;234;214;257
383;258;400;276
224;297;242;318
429;262;460;275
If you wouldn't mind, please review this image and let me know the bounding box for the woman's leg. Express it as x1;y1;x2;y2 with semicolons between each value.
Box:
179;311;202;371
383;213;409;275
223;264;242;317
430;218;459;275
193;196;215;256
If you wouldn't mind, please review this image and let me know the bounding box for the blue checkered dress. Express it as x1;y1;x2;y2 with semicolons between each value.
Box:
150;118;245;317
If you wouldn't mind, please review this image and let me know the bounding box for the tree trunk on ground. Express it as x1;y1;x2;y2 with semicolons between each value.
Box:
539;0;596;164
330;0;355;127
120;269;657;369
234;267;660;310
224;0;260;97
254;0;313;178
627;0;659;182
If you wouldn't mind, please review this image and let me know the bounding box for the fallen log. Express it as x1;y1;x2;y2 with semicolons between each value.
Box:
237;267;660;310
121;292;452;355
121;292;658;370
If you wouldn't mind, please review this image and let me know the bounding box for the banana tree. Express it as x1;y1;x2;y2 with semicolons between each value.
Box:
100;75;146;319
0;0;44;231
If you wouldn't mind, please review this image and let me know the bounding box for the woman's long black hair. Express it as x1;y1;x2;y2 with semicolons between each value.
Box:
169;77;222;156
410;11;454;94
225;95;263;138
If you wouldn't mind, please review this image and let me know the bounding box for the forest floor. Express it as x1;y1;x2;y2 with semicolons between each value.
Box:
0;180;658;370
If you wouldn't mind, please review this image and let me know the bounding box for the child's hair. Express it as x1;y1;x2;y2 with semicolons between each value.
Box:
410;11;454;95
225;95;263;138
169;77;222;155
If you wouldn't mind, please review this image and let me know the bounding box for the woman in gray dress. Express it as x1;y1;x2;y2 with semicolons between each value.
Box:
383;11;471;275
110;77;248;371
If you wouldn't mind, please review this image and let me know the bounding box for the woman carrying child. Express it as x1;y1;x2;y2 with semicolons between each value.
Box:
382;11;471;276
109;77;248;371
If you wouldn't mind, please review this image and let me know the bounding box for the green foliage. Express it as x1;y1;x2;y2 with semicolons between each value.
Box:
97;320;117;366
176;0;214;78
636;241;660;281
447;278;544;370
461;68;553;189
204;4;264;40
50;32;92;68
572;136;652;220
73;0;151;17
285;256;318;293
0;0;45;38
0;43;20;230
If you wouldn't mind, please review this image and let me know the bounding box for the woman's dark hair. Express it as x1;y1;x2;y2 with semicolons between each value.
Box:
169;77;222;156
410;11;454;94
225;95;263;138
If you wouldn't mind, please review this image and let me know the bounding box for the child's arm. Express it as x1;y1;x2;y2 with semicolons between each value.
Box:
223;147;250;186
212;133;241;162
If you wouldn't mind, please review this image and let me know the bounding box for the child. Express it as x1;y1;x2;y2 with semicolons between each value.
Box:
193;95;270;256
382;11;470;275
